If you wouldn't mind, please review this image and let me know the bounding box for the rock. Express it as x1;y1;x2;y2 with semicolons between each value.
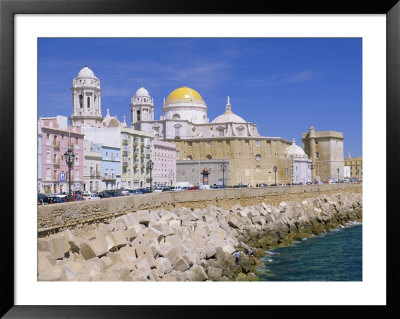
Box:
105;231;127;251
144;227;164;243
40;233;70;259
100;256;114;269
38;251;56;273
79;238;108;260
185;265;208;281
155;257;172;276
227;216;241;229
172;256;190;272
38;266;64;281
207;266;223;281
122;225;144;241
222;244;235;255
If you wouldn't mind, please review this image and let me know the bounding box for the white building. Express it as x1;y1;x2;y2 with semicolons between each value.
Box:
285;139;312;184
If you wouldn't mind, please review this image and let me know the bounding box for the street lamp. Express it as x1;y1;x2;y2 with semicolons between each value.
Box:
64;148;75;202
273;165;278;185
337;167;340;183
308;163;315;183
169;170;174;187
221;162;227;188
147;159;154;191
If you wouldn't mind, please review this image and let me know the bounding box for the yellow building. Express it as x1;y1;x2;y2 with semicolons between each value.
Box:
344;154;362;180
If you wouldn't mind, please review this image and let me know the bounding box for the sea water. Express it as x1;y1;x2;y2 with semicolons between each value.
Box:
258;222;362;281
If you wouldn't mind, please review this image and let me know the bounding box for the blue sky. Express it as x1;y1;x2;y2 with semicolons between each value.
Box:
38;38;362;157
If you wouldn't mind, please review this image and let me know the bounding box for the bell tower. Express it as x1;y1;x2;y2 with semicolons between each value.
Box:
70;66;103;127
130;85;154;125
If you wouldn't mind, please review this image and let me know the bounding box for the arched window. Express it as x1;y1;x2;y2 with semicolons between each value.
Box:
187;155;193;160
206;154;212;160
172;114;180;120
87;96;90;109
79;94;83;108
137;110;141;121
217;127;224;137
237;126;245;136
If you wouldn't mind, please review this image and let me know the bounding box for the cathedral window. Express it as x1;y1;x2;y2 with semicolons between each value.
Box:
237;127;245;136
175;126;181;138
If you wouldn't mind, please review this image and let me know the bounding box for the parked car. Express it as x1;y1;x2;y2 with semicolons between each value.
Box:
82;192;101;200
38;193;50;205
188;186;198;191
47;196;65;204
98;191;110;198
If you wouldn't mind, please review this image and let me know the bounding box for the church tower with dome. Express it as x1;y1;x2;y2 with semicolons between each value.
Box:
70;66;103;128
130;85;154;124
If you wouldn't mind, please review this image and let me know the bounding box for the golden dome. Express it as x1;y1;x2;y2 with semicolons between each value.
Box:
166;87;205;104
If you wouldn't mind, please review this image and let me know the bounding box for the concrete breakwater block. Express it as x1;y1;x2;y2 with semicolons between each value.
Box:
80;238;108;260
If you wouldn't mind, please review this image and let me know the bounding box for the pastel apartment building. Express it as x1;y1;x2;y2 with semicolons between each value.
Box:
153;139;177;187
38;116;85;194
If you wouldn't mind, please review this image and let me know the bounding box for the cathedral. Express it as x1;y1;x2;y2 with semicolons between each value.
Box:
131;86;316;186
68;65;343;187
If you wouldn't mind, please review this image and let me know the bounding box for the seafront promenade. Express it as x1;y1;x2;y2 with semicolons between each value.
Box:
37;184;362;281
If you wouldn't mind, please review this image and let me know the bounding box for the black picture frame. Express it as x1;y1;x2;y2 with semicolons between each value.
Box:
1;0;398;317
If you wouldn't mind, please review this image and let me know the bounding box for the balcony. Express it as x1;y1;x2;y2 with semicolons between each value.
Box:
122;139;128;145
53;159;60;167
102;175;116;181
90;171;101;179
122;151;129;156
122;161;130;167
53;140;60;148
133;141;138;146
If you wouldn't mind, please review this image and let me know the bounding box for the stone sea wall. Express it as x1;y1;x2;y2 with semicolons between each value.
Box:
38;190;362;282
38;183;361;234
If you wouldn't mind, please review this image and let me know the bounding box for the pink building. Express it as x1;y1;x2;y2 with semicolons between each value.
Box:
38;116;85;194
152;139;176;187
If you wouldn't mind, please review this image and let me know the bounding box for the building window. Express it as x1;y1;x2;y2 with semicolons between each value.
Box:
46;133;50;140
206;141;211;147
206;154;212;160
87;96;90;109
79;94;83;108
315;140;318;144
175;126;181;138
255;154;261;161
188;142;192;147
187;155;193;160
256;141;260;146
256;166;260;172
316;152;320;159
172;114;180;119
